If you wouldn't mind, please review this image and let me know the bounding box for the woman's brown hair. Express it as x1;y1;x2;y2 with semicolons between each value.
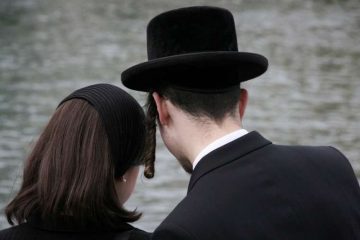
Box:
6;99;142;227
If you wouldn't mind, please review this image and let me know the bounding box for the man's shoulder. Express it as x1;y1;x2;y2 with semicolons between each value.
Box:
262;144;356;179
263;142;341;156
152;220;197;240
153;185;232;240
127;228;151;240
260;143;352;167
270;144;353;168
152;193;206;240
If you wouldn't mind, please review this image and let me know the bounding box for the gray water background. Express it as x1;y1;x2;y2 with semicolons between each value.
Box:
0;0;359;231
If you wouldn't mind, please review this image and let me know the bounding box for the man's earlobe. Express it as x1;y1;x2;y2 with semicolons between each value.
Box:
152;92;169;125
239;89;248;119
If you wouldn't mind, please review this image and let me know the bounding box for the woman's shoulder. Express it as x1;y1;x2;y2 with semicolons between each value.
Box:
0;221;151;240
0;223;32;240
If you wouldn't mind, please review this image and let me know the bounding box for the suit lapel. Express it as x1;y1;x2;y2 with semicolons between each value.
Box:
188;131;271;193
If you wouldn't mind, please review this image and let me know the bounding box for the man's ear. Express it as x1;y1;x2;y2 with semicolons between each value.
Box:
239;88;248;119
152;92;169;125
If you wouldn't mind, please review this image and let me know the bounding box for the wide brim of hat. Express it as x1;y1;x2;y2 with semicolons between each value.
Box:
121;51;268;92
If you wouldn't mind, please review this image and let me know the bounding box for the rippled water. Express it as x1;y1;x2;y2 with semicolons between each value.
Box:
0;0;359;231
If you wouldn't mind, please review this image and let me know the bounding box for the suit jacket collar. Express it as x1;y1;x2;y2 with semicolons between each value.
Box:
188;131;272;193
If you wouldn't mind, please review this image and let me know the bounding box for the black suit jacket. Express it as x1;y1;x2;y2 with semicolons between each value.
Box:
152;131;360;240
0;215;150;240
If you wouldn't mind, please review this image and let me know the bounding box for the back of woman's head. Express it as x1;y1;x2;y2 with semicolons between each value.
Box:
6;84;147;227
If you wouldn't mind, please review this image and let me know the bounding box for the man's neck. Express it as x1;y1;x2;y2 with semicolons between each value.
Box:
192;128;248;169
183;119;243;165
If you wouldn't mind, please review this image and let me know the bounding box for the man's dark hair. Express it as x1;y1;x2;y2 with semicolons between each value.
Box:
143;85;241;179
158;86;241;122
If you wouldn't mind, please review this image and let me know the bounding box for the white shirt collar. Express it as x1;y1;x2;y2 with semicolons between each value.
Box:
192;128;249;170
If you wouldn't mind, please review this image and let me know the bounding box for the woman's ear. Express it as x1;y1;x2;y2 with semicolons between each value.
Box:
152;92;169;125
115;166;140;204
239;88;248;119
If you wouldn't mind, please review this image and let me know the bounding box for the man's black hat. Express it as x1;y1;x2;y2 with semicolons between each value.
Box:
121;6;268;92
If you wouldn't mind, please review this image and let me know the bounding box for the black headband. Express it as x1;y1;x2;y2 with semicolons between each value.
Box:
58;84;146;177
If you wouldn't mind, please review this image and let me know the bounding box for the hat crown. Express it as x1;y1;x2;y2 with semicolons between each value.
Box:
147;6;238;60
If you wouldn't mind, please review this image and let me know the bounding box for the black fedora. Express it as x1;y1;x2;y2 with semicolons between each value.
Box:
121;6;268;92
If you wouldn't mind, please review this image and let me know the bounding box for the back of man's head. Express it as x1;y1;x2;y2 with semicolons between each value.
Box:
154;86;241;123
142;85;242;176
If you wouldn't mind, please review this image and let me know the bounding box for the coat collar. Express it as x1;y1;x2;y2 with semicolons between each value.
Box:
188;131;272;193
